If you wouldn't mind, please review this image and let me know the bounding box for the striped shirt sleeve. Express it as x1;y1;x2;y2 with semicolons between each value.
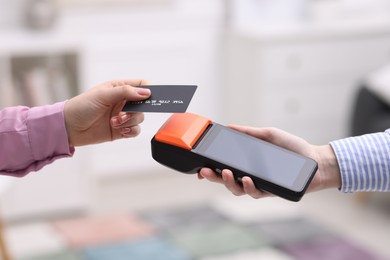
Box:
330;130;390;193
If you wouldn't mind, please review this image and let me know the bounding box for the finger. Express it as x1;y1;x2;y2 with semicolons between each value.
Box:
106;83;151;104
111;112;144;128
111;112;132;127
198;168;224;183
228;125;275;142
228;125;292;146
221;170;246;196
241;176;269;199
228;125;308;153
119;125;141;139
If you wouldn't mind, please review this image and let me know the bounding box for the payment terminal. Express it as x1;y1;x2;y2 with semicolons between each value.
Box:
151;113;317;201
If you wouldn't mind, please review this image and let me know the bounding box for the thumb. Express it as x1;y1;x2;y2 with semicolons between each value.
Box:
107;85;151;104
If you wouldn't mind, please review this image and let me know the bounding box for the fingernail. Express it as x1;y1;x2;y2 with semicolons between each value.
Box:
111;117;120;127
120;127;132;135
137;88;151;96
120;113;131;122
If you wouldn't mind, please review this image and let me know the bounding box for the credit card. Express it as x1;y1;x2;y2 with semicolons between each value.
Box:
122;85;197;113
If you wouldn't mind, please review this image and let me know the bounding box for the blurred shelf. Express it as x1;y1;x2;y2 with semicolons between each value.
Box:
231;18;390;43
222;20;390;144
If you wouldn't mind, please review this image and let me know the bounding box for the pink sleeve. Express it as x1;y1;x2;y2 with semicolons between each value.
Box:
0;101;75;177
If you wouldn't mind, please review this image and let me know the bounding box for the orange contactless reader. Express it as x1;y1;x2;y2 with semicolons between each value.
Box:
151;113;317;201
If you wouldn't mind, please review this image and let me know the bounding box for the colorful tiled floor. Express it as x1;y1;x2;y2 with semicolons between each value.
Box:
8;205;385;260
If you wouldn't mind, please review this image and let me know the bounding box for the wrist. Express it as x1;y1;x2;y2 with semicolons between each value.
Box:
63;99;75;147
316;144;342;190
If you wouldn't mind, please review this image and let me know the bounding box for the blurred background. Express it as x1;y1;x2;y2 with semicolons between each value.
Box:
1;0;390;259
